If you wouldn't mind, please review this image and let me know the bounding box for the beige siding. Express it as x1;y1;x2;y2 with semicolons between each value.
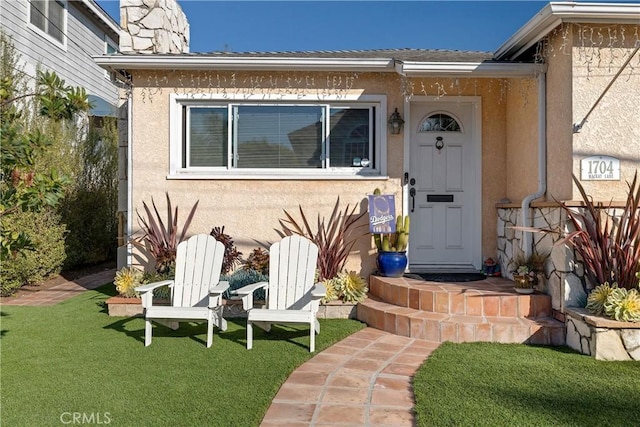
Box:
129;70;532;273
570;23;640;200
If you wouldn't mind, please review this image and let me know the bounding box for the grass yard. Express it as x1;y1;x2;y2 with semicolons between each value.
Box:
0;284;364;426
414;341;640;427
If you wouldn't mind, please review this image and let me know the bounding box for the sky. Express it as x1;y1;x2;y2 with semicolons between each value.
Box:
94;1;625;54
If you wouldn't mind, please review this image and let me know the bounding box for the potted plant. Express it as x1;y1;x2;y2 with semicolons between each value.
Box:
373;215;410;278
510;252;548;294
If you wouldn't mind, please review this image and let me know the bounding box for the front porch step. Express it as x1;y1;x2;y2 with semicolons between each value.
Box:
369;275;552;319
357;296;565;346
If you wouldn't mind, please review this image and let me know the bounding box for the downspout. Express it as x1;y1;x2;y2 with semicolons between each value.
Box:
521;69;547;258
126;91;133;266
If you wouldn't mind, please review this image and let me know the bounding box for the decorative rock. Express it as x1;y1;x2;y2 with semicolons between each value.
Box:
594;330;632;361
132;36;154;51
120;0;189;53
621;329;640;350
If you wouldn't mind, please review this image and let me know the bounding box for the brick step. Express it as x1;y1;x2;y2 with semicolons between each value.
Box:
369;275;552;319
357;297;565;346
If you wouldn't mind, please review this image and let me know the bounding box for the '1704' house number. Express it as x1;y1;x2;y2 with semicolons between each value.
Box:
580;156;620;181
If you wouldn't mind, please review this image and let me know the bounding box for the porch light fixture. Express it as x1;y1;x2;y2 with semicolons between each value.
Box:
387;108;405;135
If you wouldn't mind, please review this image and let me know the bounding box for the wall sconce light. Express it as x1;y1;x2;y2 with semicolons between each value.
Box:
387;108;405;135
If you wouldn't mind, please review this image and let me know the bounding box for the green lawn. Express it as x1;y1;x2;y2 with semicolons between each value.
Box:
0;285;364;426
414;342;640;427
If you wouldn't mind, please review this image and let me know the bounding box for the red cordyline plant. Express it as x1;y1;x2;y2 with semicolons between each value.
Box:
134;193;199;274
279;197;367;281
559;172;640;291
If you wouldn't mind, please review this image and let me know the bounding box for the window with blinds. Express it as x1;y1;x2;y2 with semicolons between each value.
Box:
180;102;378;174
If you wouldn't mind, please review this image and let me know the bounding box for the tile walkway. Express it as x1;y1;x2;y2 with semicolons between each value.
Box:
261;328;440;427
2;269;438;426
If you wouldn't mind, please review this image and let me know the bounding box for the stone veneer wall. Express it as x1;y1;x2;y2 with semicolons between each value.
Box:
119;0;189;54
566;308;640;361
497;206;589;314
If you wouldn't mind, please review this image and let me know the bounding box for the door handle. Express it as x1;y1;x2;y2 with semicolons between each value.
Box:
409;188;416;212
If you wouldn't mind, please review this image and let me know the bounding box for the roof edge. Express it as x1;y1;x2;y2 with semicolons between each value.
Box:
80;0;121;36
397;61;545;77
495;2;640;60
93;55;396;72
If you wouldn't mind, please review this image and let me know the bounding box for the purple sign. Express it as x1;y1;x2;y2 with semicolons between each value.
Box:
368;194;396;234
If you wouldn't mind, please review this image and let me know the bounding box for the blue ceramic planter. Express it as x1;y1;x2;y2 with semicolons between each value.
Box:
376;251;408;278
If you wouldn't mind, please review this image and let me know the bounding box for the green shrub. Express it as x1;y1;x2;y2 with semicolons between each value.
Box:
1;210;67;296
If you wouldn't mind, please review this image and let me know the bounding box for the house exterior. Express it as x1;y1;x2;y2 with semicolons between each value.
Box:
0;0;120;116
95;1;639;318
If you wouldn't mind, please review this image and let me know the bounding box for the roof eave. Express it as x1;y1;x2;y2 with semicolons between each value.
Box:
93;55;395;72
397;61;544;78
495;2;640;61
80;0;120;36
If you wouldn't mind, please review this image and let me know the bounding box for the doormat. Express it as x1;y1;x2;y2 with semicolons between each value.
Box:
404;272;486;282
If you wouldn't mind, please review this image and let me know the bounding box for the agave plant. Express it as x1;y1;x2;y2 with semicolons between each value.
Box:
585;282;616;315
114;267;144;298
321;277;340;304
604;287;640;322
335;271;368;303
134;193;198;274
279;197;367;281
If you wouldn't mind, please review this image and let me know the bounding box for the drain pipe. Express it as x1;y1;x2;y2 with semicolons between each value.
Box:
521;69;547;258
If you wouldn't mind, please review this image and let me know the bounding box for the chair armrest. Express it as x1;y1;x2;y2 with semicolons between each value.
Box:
208;281;229;308
233;281;269;311
210;281;230;295
135;280;174;308
135;280;174;293
311;282;326;299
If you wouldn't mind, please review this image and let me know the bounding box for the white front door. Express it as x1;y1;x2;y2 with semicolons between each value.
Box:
407;100;481;271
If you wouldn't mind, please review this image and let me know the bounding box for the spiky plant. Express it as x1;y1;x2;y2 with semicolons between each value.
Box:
335;271;368;303
321;277;340;304
134;193;198;274
586;282;616;315
559;172;640;291
210;226;242;275
243;247;269;275
279;197;367;281
604;287;640;322
114;267;144;298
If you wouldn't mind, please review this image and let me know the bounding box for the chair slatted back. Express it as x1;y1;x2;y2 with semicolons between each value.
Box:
268;235;318;311
172;234;225;308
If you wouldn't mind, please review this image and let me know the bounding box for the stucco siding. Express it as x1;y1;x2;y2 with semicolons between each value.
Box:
129;70;522;273
545;26;575;200
0;0;118;109
505;78;539;201
571;23;640;200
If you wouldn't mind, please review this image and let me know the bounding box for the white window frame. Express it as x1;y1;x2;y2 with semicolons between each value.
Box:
104;35;118;80
169;93;388;180
28;0;68;51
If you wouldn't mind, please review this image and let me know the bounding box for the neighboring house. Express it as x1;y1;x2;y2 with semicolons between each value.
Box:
95;1;639;317
1;0;120;117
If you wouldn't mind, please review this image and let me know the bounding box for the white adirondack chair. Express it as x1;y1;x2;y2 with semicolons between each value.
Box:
135;234;229;347
234;235;326;352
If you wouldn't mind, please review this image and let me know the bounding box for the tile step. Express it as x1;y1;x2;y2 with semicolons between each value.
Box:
357;297;565;346
369;275;552;319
